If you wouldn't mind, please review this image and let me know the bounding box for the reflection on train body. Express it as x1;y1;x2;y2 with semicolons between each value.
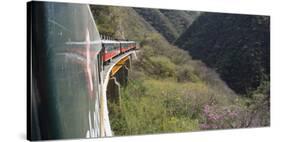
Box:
29;2;103;140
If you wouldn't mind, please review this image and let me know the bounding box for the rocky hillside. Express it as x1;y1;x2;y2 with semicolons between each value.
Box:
175;13;270;95
134;8;200;43
159;10;200;35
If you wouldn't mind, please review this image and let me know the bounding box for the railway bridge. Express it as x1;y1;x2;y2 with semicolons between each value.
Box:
99;51;138;136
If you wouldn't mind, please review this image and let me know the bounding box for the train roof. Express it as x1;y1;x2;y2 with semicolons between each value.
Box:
65;40;101;45
119;40;135;44
101;39;136;44
101;40;120;44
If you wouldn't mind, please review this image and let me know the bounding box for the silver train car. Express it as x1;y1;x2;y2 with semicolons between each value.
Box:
28;2;103;140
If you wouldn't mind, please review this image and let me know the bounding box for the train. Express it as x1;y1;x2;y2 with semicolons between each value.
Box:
101;39;137;63
28;1;137;140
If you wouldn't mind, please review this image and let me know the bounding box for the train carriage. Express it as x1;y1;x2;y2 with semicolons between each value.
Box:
101;40;121;62
28;2;103;140
120;41;136;53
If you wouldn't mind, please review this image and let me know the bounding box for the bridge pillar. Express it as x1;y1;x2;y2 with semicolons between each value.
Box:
127;55;131;69
115;65;129;86
123;65;129;86
106;77;121;104
106;58;131;105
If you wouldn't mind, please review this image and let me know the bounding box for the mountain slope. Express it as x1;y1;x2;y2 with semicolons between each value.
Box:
134;8;179;43
91;5;156;39
159;10;200;35
175;13;270;95
134;8;200;43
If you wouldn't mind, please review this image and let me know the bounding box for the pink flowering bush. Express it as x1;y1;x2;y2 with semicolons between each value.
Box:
200;81;270;130
200;104;245;129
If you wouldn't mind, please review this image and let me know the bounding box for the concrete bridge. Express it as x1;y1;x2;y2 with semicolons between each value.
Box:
99;51;138;136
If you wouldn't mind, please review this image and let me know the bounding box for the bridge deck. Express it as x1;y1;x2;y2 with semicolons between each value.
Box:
103;51;136;82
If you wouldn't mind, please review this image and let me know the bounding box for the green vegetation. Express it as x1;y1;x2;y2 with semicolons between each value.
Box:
91;6;117;36
91;5;270;136
175;13;270;95
108;80;200;135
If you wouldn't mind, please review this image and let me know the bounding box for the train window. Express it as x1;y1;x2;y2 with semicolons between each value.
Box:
115;43;119;50
111;43;114;51
108;44;112;51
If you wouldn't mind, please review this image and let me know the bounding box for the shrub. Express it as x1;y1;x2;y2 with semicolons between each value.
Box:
148;56;176;78
200;105;243;129
176;65;201;83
